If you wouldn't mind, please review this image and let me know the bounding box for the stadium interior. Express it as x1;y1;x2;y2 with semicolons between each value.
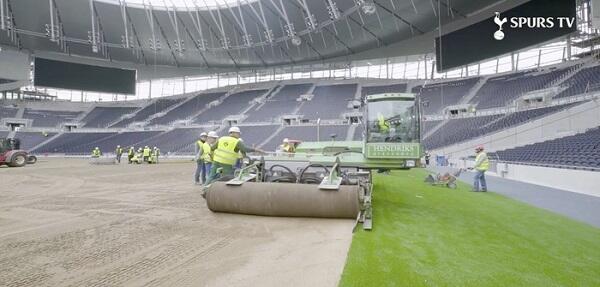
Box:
1;0;600;286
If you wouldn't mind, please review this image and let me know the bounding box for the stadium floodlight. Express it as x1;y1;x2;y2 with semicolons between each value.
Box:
291;36;302;46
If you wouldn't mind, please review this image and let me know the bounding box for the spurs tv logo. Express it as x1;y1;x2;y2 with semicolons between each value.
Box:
493;12;575;41
494;12;508;40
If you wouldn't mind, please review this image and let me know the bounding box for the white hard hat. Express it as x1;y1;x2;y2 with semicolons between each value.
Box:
283;138;289;143
228;126;241;134
207;131;218;138
200;132;207;137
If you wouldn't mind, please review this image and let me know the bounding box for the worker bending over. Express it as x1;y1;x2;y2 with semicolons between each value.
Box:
91;147;102;158
205;127;265;185
127;146;135;164
115;145;123;163
472;145;489;192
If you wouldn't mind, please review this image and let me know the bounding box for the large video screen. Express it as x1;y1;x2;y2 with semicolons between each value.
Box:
34;58;136;94
435;0;576;72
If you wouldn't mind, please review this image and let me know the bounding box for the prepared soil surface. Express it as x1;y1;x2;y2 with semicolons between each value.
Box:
0;158;354;287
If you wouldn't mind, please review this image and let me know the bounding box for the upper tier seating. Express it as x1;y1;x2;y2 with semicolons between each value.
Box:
244;84;312;122
149;92;225;126
555;65;600;99
413;78;479;114
22;109;81;127
297;84;357;120
261;125;350;151
424;103;580;149
81;107;138;128
111;98;185;127
490;127;600;170
470;67;574;109
193;89;267;124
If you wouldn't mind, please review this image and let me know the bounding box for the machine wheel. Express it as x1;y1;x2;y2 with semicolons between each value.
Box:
447;182;457;189
9;154;27;167
27;155;37;164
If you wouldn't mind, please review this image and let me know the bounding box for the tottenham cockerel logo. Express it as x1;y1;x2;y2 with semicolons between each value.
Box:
494;12;508;40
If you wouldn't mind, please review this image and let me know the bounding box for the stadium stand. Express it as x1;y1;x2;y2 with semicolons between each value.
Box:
33;132;117;154
193;89;267;124
413;78;479;114
111;98;185;127
81;107;138;128
423;103;582;149
0;106;18;118
150;92;225;126
555;65;600;99
490;127;600;170
22;109;81;127
244;84;312;122
13;131;57;150
421;120;442;135
470;67;576;109
136;128;205;154
297;84;357;120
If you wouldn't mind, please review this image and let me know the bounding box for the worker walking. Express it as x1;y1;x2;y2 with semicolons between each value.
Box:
142;146;151;163
115;145;123;163
205;127;265;185
127;147;135;164
472;145;489;192
194;132;209;184
91;147;102;158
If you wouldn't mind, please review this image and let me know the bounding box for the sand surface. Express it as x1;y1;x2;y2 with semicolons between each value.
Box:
0;158;354;287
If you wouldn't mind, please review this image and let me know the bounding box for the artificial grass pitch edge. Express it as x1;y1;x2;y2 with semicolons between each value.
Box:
339;169;600;287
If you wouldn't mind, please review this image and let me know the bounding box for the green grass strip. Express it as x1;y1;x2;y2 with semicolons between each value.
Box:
339;169;600;287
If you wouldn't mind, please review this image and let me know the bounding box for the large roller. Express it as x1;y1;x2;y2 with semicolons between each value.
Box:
205;182;361;219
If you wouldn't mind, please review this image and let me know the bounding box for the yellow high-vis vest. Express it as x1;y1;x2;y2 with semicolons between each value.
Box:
378;114;389;133
213;136;240;165
475;152;490;171
143;147;151;157
202;142;212;162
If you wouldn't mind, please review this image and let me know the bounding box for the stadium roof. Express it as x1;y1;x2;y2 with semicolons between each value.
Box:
1;0;503;70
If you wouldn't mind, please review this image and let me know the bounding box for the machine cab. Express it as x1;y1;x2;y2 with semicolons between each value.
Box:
364;93;422;164
0;138;20;153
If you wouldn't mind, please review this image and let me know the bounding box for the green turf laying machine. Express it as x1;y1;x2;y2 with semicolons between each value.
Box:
205;93;422;230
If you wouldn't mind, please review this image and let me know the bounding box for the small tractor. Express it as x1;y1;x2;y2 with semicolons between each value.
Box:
0;138;37;167
204;93;422;230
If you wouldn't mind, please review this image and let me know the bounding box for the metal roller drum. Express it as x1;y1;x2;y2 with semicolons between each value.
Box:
205;182;361;219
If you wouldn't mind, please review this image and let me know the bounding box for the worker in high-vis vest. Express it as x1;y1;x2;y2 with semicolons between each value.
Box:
282;138;295;153
203;131;218;181
472;145;489;192
205;126;265;185
194;132;209;184
377;112;390;134
153;147;160;164
142;146;151;163
91;147;101;158
115;145;123;163
127;147;135;164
